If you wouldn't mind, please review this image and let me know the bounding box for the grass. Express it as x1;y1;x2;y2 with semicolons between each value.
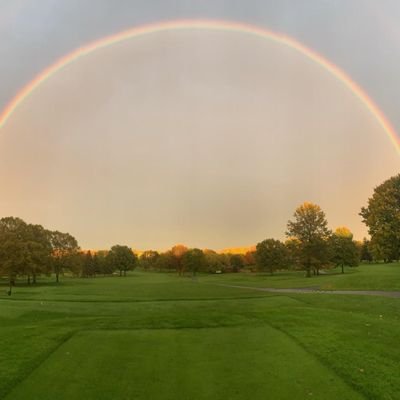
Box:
5;328;362;400
202;262;400;291
1;264;400;399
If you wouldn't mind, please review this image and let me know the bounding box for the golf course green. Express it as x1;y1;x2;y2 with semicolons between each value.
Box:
1;264;400;399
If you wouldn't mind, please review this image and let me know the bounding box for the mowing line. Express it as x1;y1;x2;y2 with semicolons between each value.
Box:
2;331;77;399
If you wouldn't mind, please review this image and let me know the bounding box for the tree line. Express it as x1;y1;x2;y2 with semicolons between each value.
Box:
1;174;399;285
0;218;137;292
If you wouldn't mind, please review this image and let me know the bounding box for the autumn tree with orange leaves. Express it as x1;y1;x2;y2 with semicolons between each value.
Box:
171;244;188;276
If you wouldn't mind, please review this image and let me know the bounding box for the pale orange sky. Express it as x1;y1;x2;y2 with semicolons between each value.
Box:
0;30;399;249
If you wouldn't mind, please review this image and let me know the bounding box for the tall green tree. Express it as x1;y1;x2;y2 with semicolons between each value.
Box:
255;239;288;275
0;217;28;292
48;230;80;282
181;248;205;276
286;202;331;277
24;224;52;283
329;227;359;273
360;174;400;262
107;245;137;276
0;217;52;290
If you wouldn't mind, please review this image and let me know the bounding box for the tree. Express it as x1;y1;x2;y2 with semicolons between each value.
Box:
0;217;28;292
244;251;256;268
360;175;400;262
24;224;52;283
360;238;373;263
155;251;175;272
329;227;359;273
204;250;225;273
48;230;80;282
107;245;137;276
286;202;331;277
229;254;244;272
255;239;288;275
0;217;52;290
170;244;188;276
139;250;159;270
285;238;302;270
82;251;95;277
96;250;113;275
181;248;205;276
68;251;85;276
219;253;231;271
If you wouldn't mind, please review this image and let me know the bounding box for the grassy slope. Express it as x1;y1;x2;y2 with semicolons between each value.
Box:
0;266;400;399
202;263;400;291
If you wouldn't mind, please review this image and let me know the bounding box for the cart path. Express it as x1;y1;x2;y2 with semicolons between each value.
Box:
215;283;400;298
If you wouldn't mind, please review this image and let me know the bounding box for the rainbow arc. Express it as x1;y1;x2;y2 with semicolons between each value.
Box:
0;19;398;153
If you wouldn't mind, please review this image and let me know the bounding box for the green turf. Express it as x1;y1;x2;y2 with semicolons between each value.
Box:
1;266;400;399
0;272;270;302
202;262;400;291
4;328;362;400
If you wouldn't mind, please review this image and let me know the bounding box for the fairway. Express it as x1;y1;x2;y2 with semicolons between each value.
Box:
1;266;400;399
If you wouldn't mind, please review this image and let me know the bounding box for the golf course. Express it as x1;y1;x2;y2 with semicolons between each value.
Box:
1;263;400;400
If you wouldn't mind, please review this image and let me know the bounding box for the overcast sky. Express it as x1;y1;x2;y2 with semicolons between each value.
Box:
0;0;399;250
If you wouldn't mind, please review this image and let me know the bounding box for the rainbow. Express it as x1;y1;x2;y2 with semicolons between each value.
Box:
0;19;399;153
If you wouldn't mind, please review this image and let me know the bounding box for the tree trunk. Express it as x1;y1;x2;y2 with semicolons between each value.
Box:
119;269;122;277
27;275;31;284
341;263;344;274
306;267;311;277
32;273;37;284
56;272;59;283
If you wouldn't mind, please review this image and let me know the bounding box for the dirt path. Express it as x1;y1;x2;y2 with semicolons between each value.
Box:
216;283;400;298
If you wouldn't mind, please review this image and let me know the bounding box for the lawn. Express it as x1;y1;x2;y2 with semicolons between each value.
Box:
1;266;400;399
202;262;400;291
4;328;362;400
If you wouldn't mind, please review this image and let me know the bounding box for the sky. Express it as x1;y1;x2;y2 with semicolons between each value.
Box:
0;0;399;250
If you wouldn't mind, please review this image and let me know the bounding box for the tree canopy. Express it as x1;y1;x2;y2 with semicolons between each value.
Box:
329;227;359;273
106;245;137;276
255;239;288;275
286;202;331;277
360;174;400;262
181;248;205;276
48;230;80;282
0;217;52;293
